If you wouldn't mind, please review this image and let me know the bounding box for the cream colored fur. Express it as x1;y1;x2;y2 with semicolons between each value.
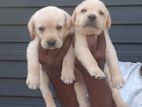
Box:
71;0;128;107
26;6;75;107
26;1;128;107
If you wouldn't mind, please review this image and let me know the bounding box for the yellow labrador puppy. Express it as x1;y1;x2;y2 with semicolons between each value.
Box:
71;0;128;107
26;6;75;107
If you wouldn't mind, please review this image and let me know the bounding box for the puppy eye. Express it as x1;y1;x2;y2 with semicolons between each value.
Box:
38;26;45;32
81;8;87;13
99;10;104;15
56;25;63;30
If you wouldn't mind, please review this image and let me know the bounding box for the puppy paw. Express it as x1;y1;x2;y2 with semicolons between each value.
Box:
26;74;40;90
61;70;75;84
89;67;105;79
112;76;125;89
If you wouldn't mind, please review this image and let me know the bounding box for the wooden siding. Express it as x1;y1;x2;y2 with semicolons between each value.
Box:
0;0;141;107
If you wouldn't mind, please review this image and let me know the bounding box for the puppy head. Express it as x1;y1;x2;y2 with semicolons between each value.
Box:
28;6;72;49
72;0;111;35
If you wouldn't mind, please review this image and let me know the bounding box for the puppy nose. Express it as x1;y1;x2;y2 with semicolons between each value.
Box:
88;14;96;21
47;40;56;46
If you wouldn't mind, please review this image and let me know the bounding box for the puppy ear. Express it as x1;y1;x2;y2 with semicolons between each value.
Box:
64;12;72;29
27;16;35;40
106;13;111;29
71;11;76;25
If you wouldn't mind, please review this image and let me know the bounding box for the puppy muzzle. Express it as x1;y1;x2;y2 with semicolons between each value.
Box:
46;40;57;49
83;14;97;27
47;40;56;47
88;14;96;21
